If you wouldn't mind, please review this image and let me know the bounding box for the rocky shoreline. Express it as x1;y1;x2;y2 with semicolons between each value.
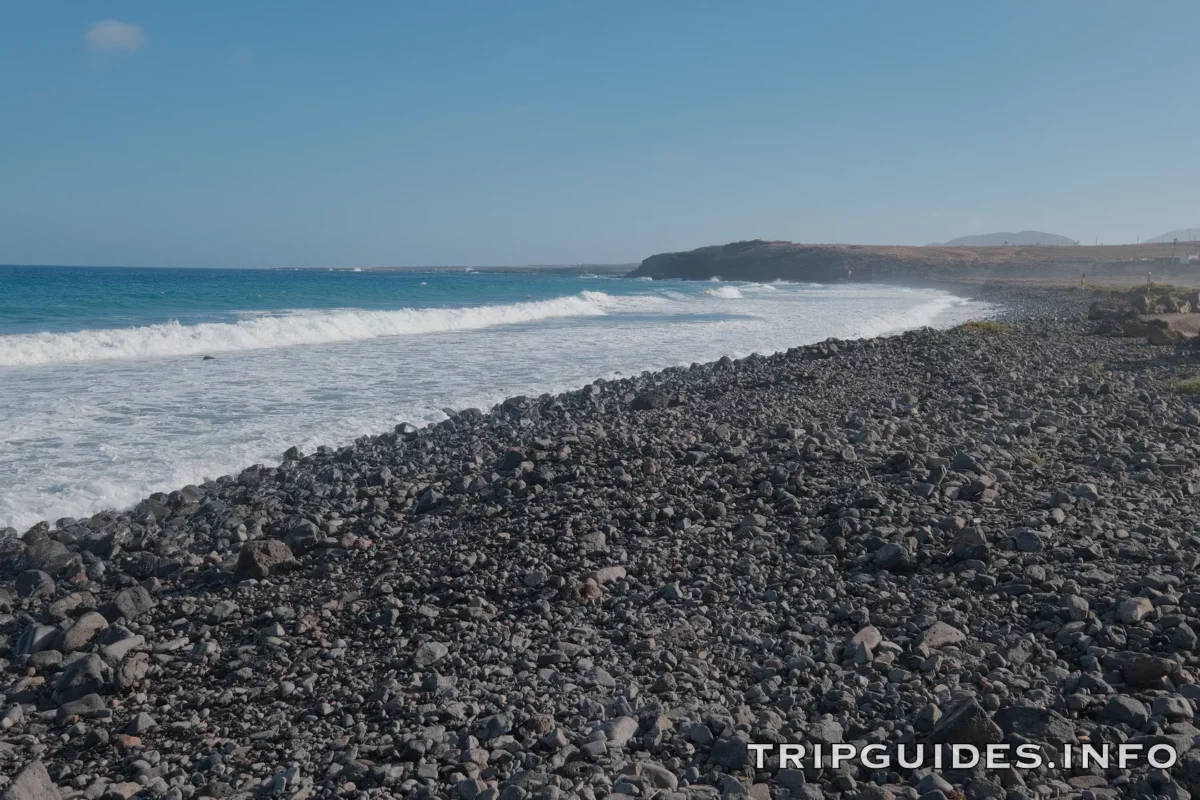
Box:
5;283;1200;800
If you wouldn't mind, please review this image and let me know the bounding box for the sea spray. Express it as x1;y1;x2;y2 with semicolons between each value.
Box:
0;291;664;367
704;286;744;299
1;275;992;529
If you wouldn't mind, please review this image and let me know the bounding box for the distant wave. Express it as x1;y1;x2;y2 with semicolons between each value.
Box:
0;291;659;367
704;286;744;299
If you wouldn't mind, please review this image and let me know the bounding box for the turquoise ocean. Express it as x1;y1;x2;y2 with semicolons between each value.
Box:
0;265;989;529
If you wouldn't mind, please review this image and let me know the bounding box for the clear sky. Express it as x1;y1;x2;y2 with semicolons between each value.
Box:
3;2;1198;268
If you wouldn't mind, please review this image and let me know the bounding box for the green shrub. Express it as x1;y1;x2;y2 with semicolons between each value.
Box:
962;320;1011;334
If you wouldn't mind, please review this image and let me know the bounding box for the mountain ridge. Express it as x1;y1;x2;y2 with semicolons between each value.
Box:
930;230;1077;247
1146;228;1200;244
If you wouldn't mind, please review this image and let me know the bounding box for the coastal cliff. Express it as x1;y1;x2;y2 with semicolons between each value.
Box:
629;238;1200;282
630;240;893;282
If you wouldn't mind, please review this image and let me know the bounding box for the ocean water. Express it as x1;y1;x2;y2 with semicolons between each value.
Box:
0;266;992;529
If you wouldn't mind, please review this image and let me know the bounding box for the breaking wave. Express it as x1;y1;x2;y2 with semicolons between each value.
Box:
704;286;744;299
0;291;658;367
850;295;974;340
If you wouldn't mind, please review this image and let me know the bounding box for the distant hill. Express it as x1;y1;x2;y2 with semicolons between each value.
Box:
628;239;1186;283
1145;228;1200;244
931;231;1077;247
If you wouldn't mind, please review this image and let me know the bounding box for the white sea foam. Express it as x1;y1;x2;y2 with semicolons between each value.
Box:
848;295;969;339
704;286;744;299
0;282;995;529
0;291;657;367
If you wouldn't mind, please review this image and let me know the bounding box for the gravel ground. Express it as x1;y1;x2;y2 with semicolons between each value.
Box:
5;284;1200;800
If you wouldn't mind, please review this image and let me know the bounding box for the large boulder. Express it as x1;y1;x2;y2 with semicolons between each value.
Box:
414;489;444;515
55;694;106;724
1118;316;1195;345
1123;654;1177;688
1087;301;1135;322
1100;695;1150;728
1148;321;1186;346
993;706;1075;745
234;540;299;581
1;760;60;800
630;392;672;411
55;654;109;703
1131;293;1159;314
15;625;58;657
15;570;54;598
114;654;150;692
495;450;527;471
927;698;1002;747
24;538;72;574
57;612;108;652
413;641;449;669
284;519;322;554
918;621;966;650
106;586;156;623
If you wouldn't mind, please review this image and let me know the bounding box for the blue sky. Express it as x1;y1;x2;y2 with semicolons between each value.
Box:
2;2;1198;268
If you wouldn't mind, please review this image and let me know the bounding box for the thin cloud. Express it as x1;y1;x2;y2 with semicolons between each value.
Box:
85;20;147;53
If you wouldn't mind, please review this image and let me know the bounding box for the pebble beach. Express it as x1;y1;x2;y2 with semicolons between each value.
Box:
5;283;1200;800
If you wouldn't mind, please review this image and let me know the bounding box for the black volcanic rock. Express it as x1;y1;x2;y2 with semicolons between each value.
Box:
3;285;1199;800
